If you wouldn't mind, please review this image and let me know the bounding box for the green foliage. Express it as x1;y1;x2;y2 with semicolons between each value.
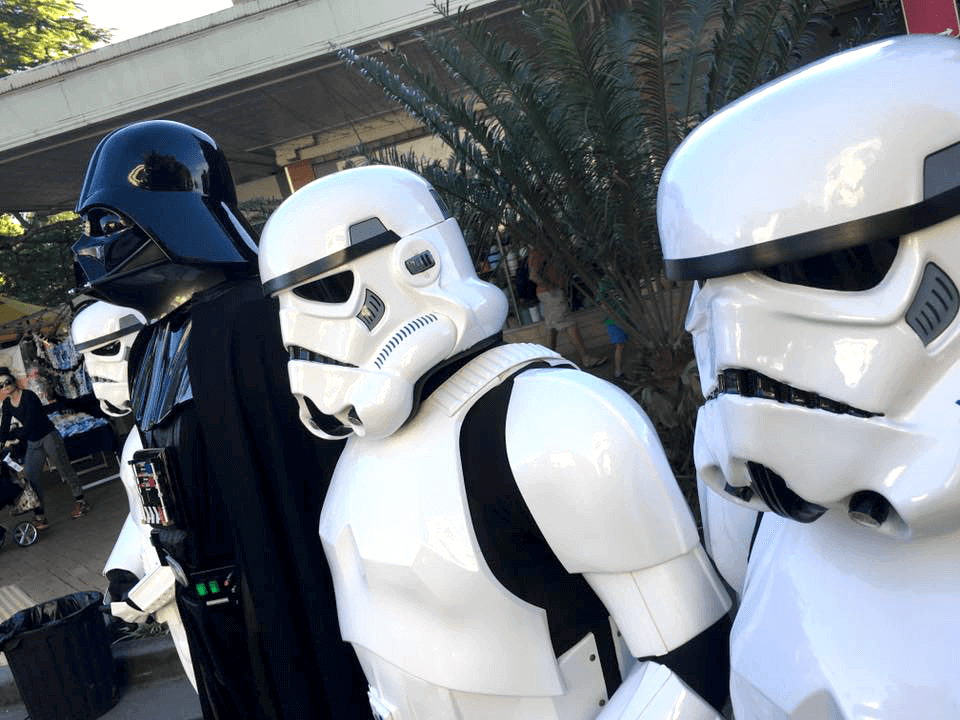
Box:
342;0;844;353
0;1;111;77
342;0;899;479
0;212;81;306
0;2;110;305
239;197;283;234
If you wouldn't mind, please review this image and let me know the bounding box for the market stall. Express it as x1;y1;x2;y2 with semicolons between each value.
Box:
0;298;120;475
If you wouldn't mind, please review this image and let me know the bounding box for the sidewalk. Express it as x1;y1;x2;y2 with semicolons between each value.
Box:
0;456;127;606
0;454;198;716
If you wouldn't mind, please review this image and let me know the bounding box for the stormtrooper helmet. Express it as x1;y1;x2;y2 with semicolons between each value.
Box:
71;301;146;417
73;120;258;321
658;35;960;538
259;165;508;440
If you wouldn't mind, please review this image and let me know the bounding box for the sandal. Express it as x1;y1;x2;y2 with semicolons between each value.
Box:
71;500;91;519
583;356;607;369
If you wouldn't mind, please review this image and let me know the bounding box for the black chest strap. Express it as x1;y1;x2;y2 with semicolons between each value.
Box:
459;364;622;698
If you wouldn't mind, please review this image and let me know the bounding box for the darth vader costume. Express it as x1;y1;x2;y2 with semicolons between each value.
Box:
73;120;370;719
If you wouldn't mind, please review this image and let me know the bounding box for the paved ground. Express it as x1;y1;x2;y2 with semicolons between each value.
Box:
0;446;201;718
0;453;128;610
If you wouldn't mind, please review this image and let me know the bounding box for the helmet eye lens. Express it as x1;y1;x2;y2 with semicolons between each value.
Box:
760;237;899;291
91;341;122;356
98;212;129;236
293;271;354;303
84;210;130;238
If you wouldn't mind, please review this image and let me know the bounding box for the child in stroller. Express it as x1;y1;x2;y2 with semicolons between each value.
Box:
0;440;40;548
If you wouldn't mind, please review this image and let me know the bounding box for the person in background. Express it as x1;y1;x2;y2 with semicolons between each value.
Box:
526;245;607;369
596;276;629;379
0;367;90;528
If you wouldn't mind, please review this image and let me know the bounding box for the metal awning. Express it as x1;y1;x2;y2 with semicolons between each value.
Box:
0;0;520;213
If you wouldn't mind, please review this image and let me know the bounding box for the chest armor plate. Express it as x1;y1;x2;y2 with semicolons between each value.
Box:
320;345;575;697
732;512;960;719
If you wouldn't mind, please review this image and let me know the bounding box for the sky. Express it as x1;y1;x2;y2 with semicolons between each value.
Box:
77;0;234;43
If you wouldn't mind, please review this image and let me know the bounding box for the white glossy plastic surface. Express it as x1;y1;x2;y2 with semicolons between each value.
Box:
103;429;195;690
320;345;569;700
356;631;608;719
104;431;156;575
103;514;145;579
259;166;507;439
688;219;960;537
507;368;731;655
70;301;145;417
731;511;960;719
319;343;727;717
697;477;757;597
598;662;721;720
658;35;960;264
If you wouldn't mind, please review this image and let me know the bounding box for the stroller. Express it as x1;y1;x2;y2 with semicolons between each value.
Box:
0;441;40;549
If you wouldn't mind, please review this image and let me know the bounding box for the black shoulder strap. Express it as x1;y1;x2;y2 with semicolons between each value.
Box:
459;364;622;697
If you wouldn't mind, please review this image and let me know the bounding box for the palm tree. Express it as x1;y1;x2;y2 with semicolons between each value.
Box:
341;0;901;478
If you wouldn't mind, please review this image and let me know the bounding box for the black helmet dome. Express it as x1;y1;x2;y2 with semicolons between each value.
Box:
73;120;258;319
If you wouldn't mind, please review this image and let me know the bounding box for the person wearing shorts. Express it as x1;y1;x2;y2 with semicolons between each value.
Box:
527;246;606;369
597;276;629;379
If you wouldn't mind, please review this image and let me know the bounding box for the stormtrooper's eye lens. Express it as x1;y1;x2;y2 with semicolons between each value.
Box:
761;237;899;291
91;341;121;356
293;271;354;303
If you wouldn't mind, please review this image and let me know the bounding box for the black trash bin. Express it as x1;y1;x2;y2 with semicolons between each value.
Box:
0;591;117;720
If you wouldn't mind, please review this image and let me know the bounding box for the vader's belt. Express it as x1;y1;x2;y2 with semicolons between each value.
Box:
185;564;239;608
161;553;240;609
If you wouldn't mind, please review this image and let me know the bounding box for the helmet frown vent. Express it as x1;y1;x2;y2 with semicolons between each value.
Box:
374;313;438;369
357;290;385;330
906;263;958;346
357;290;386;330
747;461;826;523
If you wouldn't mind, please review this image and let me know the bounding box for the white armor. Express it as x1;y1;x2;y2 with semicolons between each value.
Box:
660;35;960;538
658;35;960;718
322;345;729;719
733;512;960;719
107;431;196;691
260;166;731;719
71;302;195;690
71;301;145;417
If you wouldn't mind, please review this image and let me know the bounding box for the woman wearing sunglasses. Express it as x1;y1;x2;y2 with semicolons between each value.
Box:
0;368;90;528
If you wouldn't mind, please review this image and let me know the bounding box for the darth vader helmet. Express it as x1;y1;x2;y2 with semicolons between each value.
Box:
71;301;146;417
73;120;258;320
658;35;960;539
259;165;508;440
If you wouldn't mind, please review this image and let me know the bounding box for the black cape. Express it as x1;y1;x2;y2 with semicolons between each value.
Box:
185;278;370;719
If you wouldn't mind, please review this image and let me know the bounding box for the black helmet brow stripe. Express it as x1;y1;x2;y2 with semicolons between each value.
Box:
74;317;145;352
262;230;400;297
665;177;960;281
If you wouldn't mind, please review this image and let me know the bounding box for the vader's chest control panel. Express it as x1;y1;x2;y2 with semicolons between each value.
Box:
130;448;181;529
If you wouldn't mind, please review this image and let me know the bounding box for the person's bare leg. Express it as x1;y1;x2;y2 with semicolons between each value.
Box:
614;343;625;377
547;327;559;350
566;324;605;367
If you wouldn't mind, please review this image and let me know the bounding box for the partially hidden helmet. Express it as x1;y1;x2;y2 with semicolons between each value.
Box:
657;35;960;539
259;165;508;440
71;301;146;417
73;120;258;320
